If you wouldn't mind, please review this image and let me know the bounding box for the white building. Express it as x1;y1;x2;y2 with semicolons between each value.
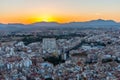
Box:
23;58;32;68
15;41;25;47
42;38;58;53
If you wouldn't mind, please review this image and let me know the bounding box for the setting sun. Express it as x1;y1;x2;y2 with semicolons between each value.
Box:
35;15;55;22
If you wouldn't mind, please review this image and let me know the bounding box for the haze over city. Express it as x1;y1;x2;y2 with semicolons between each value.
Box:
0;0;120;24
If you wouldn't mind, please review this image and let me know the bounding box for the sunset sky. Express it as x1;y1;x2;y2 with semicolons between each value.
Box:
0;0;120;24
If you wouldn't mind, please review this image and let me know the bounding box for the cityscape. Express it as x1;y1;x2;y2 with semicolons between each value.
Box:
0;0;120;80
0;29;120;80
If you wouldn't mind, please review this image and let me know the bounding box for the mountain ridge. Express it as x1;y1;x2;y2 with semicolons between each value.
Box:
0;19;120;31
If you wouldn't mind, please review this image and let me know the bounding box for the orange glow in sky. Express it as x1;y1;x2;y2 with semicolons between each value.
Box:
0;0;120;24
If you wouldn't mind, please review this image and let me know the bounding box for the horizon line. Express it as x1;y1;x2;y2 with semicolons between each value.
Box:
0;19;119;25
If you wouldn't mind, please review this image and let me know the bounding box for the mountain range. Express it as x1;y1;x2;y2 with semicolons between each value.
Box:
0;19;120;32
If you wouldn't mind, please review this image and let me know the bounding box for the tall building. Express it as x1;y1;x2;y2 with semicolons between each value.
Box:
42;38;58;53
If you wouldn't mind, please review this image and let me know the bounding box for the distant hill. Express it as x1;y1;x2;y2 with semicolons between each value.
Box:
31;21;60;27
85;19;118;25
0;19;120;32
31;19;120;27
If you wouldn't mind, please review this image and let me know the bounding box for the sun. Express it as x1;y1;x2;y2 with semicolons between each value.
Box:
36;15;55;22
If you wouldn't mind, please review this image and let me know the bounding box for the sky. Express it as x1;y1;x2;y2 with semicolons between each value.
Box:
0;0;120;24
